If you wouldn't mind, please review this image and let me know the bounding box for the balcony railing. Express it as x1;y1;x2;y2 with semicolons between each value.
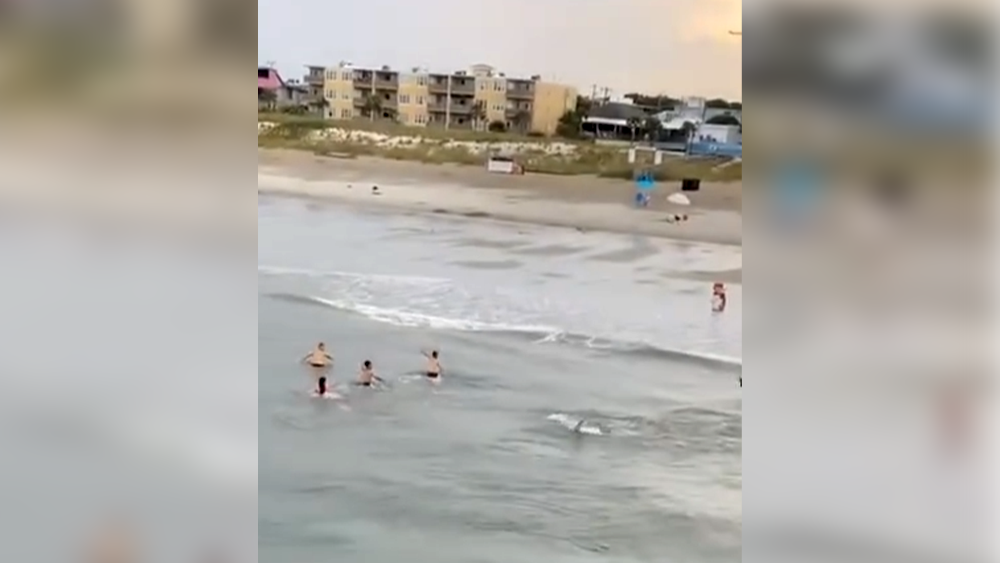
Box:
427;77;475;95
427;101;472;114
506;86;534;100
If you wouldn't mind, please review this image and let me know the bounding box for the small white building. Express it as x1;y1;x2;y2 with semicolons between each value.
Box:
486;155;523;175
694;123;742;145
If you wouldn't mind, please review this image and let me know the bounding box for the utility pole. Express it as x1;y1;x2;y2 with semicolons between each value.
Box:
445;75;452;130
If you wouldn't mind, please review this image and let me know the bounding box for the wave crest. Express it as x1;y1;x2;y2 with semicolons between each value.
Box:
267;291;741;370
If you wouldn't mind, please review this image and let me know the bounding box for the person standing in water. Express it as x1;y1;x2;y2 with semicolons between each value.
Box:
422;350;443;380
355;360;384;387
302;342;333;374
712;283;728;313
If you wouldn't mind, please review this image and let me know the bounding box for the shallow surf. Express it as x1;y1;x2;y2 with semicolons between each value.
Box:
259;197;742;563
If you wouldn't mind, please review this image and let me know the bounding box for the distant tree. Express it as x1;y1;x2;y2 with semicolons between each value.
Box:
706;113;742;126
705;98;739;109
487;120;507;133
642;117;663;142
555;109;583;138
626;117;644;141
681;121;698;141
574;95;593;118
361;92;382;120
470;100;488;130
258;88;277;111
310;96;329;117
280;104;308;116
511;110;532;133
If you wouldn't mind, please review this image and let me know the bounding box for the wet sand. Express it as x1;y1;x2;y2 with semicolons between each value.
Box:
258;149;743;249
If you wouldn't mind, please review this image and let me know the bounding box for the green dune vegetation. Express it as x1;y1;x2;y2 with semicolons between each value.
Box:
258;114;742;182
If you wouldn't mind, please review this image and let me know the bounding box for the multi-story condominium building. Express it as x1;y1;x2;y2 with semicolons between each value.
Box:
317;62;577;135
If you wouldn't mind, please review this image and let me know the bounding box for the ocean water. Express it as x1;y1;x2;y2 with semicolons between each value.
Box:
0;216;255;561
260;197;742;563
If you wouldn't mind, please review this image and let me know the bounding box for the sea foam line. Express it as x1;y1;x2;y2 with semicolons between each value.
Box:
305;295;556;334
274;292;742;369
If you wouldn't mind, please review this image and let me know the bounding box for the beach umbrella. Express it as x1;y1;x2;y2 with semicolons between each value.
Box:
667;193;692;206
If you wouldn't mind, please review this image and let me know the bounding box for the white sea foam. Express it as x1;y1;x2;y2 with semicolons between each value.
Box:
262;264;743;367
307;295;557;334
547;413;605;436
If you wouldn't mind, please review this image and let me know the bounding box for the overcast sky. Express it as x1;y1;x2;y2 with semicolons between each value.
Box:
258;0;743;100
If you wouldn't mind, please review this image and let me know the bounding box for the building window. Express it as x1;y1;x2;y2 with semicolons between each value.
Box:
399;94;410;105
341;72;352;81
416;96;425;106
341;109;352;119
493;81;504;91
343;91;352;100
417;76;427;86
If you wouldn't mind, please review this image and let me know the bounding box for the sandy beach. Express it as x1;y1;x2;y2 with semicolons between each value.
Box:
258;148;742;248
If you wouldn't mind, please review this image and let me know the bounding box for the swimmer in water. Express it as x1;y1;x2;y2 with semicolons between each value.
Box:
302;342;333;373
355;360;383;387
315;376;330;397
421;350;442;380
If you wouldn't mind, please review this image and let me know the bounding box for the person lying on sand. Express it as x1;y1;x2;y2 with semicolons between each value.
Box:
355;360;384;387
302;342;333;369
421;350;443;380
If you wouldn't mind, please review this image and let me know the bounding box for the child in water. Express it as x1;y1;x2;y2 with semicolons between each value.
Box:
314;376;336;398
355;360;383;387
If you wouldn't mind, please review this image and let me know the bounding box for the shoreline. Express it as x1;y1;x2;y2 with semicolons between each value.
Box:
258;148;743;247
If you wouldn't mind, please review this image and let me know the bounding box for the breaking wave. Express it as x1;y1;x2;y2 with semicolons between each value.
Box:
266;291;741;370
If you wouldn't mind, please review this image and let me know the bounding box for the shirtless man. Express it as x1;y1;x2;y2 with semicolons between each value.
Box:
422;350;443;380
302;342;333;373
355;360;384;387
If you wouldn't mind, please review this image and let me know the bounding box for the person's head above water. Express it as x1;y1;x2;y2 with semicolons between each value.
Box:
431;350;439;359
317;342;326;351
363;360;372;369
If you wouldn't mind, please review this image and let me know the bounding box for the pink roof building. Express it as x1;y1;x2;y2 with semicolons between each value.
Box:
258;67;284;90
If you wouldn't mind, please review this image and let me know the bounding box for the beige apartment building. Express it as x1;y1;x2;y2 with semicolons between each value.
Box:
318;63;577;135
